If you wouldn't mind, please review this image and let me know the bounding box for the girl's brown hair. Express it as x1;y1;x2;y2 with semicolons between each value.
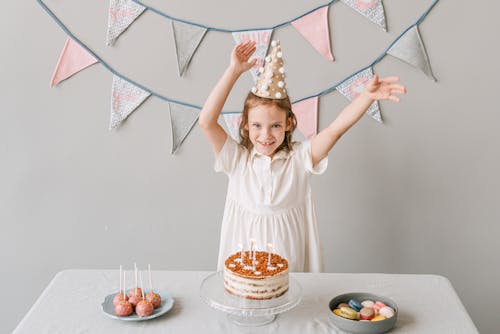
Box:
239;92;297;153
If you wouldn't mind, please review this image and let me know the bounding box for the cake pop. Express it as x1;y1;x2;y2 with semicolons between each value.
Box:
115;300;133;316
135;271;154;317
113;265;129;306
145;264;161;308
114;271;133;316
128;263;143;298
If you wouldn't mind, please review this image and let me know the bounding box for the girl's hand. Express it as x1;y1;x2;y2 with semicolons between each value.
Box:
229;41;257;75
364;75;407;102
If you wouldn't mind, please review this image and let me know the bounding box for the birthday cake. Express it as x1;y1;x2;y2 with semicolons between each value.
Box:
223;251;289;300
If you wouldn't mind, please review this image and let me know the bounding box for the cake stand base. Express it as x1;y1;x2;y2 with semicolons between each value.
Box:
227;313;277;326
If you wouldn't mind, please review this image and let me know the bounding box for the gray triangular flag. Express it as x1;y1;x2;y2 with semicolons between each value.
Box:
172;21;207;76
340;0;386;31
169;103;200;154
110;75;151;129
336;67;382;123
387;26;436;81
106;0;146;46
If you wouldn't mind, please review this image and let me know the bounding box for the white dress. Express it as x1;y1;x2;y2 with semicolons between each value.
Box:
214;135;328;272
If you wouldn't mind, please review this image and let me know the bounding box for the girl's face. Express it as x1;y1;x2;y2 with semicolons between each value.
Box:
245;104;291;157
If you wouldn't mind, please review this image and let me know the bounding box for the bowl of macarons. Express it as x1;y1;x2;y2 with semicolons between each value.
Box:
328;292;397;334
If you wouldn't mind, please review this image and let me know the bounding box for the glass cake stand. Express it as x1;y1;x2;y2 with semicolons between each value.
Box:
200;271;302;326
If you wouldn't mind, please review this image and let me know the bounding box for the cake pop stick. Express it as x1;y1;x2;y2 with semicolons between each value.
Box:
119;265;122;295
139;271;145;299
134;262;138;295
123;271;126;296
148;264;153;292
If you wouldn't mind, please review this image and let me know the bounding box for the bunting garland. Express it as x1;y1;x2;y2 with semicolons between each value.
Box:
171;21;207;77
291;7;334;61
37;0;440;154
106;0;146;46
221;114;242;141
232;30;273;81
51;38;98;87
169;103;200;154
118;0;384;75
110;76;151;129
292;97;319;139
386;25;436;81
336;67;382;122
340;0;387;31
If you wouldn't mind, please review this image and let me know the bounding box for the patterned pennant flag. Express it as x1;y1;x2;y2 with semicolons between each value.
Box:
222;113;242;141
169;103;201;154
292;97;319;140
232;30;273;81
51;38;98;87
336;67;382;123
340;0;387;31
106;0;146;46
291;7;334;61
110;75;151;129
387;25;436;81
172;21;207;76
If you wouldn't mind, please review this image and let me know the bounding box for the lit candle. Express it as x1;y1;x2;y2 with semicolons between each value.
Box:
252;243;257;271
267;243;277;270
267;243;273;266
237;243;244;263
249;238;255;263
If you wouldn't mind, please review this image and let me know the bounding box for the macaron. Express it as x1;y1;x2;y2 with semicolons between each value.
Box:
361;300;374;308
333;309;343;317
371;314;387;322
359;307;375;320
348;299;362;312
337;303;350;309
372;301;386;313
339;307;358;320
379;306;395;318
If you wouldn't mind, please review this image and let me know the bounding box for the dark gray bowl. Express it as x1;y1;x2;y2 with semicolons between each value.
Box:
328;292;398;334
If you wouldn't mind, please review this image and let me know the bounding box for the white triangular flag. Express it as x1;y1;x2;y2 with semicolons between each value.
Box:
110;75;151;129
336;67;382;123
221;113;242;141
169;103;200;154
340;0;386;31
172;21;207;76
106;0;146;46
232;30;273;81
387;25;436;81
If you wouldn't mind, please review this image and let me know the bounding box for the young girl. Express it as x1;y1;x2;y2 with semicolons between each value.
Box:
199;40;406;272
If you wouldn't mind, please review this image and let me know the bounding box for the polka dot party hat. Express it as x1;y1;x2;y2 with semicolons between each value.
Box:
251;40;288;100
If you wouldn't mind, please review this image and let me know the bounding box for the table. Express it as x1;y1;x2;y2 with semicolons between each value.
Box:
13;270;478;333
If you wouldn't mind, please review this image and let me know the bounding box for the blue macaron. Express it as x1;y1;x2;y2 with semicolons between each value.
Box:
348;299;362;312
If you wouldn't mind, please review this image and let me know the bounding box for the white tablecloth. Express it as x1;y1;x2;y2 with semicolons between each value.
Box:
13;270;478;333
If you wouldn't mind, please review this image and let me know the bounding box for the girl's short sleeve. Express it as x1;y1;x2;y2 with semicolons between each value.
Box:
214;135;245;175
297;140;328;175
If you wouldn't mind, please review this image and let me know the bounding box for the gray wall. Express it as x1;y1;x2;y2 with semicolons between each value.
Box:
2;0;498;332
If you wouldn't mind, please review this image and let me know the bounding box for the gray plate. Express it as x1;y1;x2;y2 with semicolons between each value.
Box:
101;291;174;321
328;292;398;334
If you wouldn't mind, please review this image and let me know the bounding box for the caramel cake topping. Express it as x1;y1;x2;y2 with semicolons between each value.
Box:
225;251;288;278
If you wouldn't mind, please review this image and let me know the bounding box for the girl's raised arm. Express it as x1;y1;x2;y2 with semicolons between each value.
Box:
199;41;257;154
310;75;406;165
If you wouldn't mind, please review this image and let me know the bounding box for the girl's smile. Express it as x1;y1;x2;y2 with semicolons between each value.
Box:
245;104;291;157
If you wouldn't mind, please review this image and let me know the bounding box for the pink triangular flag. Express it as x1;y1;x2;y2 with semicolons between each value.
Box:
292;96;319;139
291;7;334;61
50;38;98;87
